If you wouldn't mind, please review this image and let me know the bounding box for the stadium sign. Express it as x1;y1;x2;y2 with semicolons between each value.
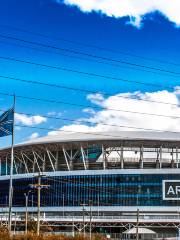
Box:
163;180;180;200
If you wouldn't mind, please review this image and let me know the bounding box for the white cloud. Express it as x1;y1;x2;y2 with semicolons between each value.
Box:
47;111;57;116
87;93;105;105
47;111;62;117
15;113;47;126
61;0;180;27
83;108;96;115
47;88;180;136
48;124;94;136
28;132;39;140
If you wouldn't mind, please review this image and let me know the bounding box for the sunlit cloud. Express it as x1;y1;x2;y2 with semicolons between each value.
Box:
60;0;180;27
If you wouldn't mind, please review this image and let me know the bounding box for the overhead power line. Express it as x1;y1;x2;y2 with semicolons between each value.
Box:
0;36;177;78
1;88;180;119
2;88;180;119
0;74;179;108
0;38;176;78
16;123;180;136
19;110;180;124
44;177;125;203
0;34;180;76
46;176;127;197
0;56;175;89
0;23;179;68
0;97;180;140
13;109;180;133
2;91;180;128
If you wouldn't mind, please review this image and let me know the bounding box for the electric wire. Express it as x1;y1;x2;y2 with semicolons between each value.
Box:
0;23;179;67
0;55;176;90
21;109;180;123
45;178;115;200
0;21;168;214
0;33;179;143
25;175;137;204
44;177;129;206
0;36;177;78
15;124;180;137
2;87;180;122
2;105;180;139
45;176;141;196
0;74;180;109
0;32;179;76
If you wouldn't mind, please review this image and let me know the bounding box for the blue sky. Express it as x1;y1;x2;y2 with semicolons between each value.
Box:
1;0;180;147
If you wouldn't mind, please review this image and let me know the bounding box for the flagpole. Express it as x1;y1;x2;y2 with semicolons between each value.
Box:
8;94;15;233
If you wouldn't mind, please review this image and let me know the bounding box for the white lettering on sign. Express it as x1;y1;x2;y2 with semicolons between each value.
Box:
167;186;175;195
167;186;180;195
176;186;180;194
163;180;180;200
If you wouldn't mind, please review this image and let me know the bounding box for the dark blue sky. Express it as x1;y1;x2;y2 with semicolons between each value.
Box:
0;0;180;145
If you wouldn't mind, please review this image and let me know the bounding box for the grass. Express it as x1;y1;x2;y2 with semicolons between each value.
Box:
0;227;107;240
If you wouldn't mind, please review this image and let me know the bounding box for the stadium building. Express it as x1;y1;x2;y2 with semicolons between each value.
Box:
0;131;180;238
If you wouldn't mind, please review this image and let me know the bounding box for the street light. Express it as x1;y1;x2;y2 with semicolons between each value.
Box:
24;190;32;235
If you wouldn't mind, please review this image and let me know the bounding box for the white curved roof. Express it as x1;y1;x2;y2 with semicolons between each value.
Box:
2;131;180;152
24;131;180;145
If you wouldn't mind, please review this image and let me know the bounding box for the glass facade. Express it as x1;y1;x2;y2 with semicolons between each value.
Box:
0;173;180;207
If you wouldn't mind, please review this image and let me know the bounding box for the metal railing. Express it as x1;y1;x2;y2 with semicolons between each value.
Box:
1;212;180;223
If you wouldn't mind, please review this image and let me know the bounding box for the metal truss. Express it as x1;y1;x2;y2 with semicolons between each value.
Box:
1;143;180;175
9;220;180;229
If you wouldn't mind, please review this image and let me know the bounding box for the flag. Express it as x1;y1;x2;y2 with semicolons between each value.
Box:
0;108;14;137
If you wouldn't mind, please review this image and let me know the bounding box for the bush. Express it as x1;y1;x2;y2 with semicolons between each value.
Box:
92;233;107;240
0;226;10;240
0;228;107;240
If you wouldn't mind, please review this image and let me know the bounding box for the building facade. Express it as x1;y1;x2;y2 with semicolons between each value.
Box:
0;131;180;237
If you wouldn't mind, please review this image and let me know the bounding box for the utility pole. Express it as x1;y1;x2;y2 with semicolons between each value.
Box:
24;193;28;235
30;173;49;236
80;203;87;238
89;201;92;240
24;190;32;235
136;208;139;240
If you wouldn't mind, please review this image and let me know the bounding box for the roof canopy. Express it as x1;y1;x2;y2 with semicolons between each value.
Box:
1;131;180;153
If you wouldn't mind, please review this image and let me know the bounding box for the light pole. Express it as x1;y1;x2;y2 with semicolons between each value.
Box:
24;190;32;235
